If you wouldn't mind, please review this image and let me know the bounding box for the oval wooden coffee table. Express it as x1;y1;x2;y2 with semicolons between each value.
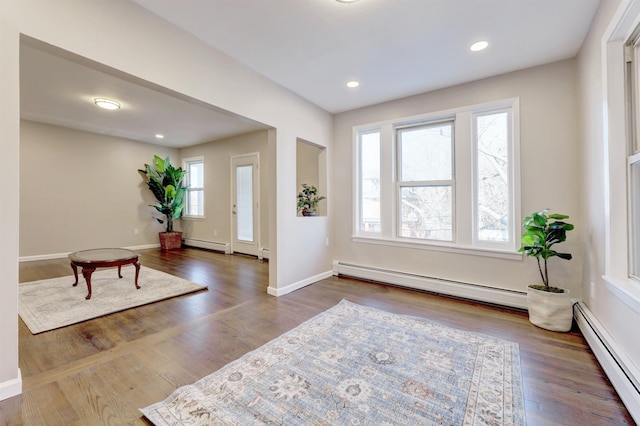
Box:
69;248;140;300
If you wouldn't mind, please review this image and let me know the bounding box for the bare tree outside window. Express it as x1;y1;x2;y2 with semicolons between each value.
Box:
476;111;510;242
398;122;453;241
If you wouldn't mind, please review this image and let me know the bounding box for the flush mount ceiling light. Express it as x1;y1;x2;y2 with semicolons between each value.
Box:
470;41;489;52
346;81;360;88
93;98;121;110
155;134;165;139
336;0;360;3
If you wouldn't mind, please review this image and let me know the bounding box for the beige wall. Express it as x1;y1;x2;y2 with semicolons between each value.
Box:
332;59;582;295
180;130;270;248
20;120;178;257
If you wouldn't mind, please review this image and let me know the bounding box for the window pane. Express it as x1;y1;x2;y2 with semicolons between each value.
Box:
237;165;253;242
360;132;381;233
189;162;203;187
185;159;204;216
399;122;452;181
476;112;509;242
400;186;452;241
631;161;640;277
187;189;203;216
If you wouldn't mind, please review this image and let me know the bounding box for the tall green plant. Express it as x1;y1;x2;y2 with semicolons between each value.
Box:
519;209;574;292
139;155;187;232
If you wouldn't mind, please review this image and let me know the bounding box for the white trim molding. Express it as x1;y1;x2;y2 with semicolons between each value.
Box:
0;369;21;402
18;244;160;262
259;247;269;260
332;261;528;309
182;238;230;254
267;270;333;297
574;302;640;423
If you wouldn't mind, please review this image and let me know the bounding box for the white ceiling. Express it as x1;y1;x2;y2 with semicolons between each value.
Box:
20;40;268;148
131;0;601;113
20;0;601;147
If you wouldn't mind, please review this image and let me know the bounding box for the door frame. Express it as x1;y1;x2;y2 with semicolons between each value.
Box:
230;152;261;256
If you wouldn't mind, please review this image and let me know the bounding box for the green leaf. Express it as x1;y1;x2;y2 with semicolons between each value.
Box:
153;155;166;173
165;184;176;199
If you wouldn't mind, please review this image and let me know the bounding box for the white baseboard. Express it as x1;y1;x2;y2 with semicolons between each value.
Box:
18;244;160;262
332;261;528;309
182;238;230;254
267;270;333;297
574;302;640;423
0;369;21;402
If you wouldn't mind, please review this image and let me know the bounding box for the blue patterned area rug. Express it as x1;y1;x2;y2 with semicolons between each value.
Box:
141;300;525;425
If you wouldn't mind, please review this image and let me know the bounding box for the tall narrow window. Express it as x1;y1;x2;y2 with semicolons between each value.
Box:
184;157;204;217
397;120;454;241
359;131;381;233
475;110;511;244
626;34;640;280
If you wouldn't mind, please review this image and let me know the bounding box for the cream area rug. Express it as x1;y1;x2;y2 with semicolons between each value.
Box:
141;300;525;426
19;266;207;334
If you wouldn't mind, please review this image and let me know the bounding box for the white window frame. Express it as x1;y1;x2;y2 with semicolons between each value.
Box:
396;119;456;242
183;156;204;219
472;107;518;250
602;0;640;313
352;98;521;260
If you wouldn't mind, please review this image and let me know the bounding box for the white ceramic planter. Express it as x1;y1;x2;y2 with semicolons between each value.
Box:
526;287;573;332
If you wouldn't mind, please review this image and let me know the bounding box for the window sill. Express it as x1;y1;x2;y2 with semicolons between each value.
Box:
182;216;205;221
603;275;640;315
351;235;522;260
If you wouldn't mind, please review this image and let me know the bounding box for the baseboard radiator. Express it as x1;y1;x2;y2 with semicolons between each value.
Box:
332;261;528;310
259;248;269;260
182;238;230;254
574;302;640;423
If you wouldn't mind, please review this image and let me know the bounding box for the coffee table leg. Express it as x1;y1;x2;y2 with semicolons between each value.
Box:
134;260;141;289
71;263;79;286
118;265;123;278
82;266;96;300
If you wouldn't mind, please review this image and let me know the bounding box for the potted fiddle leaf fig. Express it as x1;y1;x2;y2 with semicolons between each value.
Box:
139;155;187;250
297;183;326;216
519;209;575;331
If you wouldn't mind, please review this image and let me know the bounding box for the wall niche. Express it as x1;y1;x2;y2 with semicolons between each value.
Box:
296;138;327;216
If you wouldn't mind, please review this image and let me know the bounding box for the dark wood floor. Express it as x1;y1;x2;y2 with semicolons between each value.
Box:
0;247;634;425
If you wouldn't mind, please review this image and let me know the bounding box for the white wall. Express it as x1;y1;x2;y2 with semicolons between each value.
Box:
0;17;21;400
578;0;640;385
332;59;582;296
0;0;332;400
20;121;178;257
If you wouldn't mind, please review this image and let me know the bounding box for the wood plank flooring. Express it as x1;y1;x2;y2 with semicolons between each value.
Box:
0;247;634;425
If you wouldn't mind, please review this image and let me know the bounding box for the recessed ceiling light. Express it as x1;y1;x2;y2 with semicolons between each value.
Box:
336;0;360;3
94;98;120;110
155;134;165;139
346;81;360;88
470;41;489;52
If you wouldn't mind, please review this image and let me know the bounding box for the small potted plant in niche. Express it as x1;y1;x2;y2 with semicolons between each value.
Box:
519;209;575;332
297;183;326;216
139;155;187;250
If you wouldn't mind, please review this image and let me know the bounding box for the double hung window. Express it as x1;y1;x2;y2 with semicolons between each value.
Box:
183;157;204;217
626;33;640;280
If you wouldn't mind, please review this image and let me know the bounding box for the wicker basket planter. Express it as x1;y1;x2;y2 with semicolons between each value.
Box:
159;231;182;250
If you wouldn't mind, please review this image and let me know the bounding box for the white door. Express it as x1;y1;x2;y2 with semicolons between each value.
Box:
231;153;260;256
